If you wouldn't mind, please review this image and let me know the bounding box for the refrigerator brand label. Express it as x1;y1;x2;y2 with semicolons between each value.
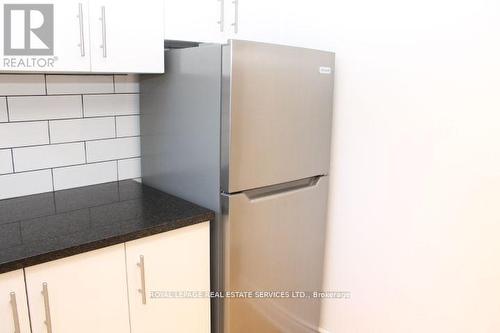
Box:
319;66;332;74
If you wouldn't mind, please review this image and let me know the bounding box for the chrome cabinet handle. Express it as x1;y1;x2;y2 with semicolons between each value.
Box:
10;292;20;333
217;0;224;32
42;283;52;333
137;255;147;305
77;3;85;56
231;0;238;33
99;6;107;58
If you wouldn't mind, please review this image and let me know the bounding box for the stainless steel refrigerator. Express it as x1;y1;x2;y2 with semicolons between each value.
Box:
140;40;334;333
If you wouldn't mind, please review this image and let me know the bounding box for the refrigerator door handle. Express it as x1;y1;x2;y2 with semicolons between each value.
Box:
243;175;323;201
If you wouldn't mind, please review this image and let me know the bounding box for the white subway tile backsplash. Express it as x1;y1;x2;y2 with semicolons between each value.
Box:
0;170;53;200
53;161;117;191
0;122;49;149
116;115;140;137
118;158;141;180
83;94;139;117
49;117;115;143
13;143;85;172
46;75;114;95
114;75;140;93
0;75;45;96
86;137;140;163
0;74;142;200
0;97;7;122
8;95;82;121
0;149;13;174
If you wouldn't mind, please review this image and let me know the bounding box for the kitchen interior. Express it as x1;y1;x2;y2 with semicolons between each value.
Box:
1;1;500;333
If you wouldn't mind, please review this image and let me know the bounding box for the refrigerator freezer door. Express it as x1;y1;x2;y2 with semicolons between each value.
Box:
222;176;329;333
221;40;335;193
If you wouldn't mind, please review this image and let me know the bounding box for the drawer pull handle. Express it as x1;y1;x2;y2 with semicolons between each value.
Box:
137;255;147;305
99;6;107;58
10;292;21;333
77;3;85;56
42;283;53;333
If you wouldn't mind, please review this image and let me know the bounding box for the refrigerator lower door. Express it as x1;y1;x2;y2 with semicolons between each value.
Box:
222;176;329;333
221;40;335;193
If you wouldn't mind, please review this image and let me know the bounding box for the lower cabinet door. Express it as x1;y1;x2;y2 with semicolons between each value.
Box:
0;269;31;333
25;244;130;333
126;222;211;333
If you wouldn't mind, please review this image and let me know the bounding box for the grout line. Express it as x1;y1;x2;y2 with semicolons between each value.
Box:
84;141;88;163
5;97;10;122
116;160;119;181
112;75;116;93
0;134;141;150
10;148;15;172
0;92;138;97
50;168;55;191
47;121;51;144
44;74;48;95
0;156;141;176
81;94;85;117
114;116;117;137
2;114;139;124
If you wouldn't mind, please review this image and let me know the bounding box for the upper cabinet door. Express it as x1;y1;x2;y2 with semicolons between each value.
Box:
164;0;226;43
226;0;331;50
0;0;91;72
0;270;31;333
25;245;130;333
225;0;283;45
89;0;164;73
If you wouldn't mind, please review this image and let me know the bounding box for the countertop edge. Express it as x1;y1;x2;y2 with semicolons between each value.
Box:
0;212;215;274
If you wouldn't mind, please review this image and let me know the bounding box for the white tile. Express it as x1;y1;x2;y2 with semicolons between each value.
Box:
118;158;141;180
0;74;45;96
86;137;141;163
114;75;140;93
0;97;7;122
83;94;139;117
8;95;82;121
116;115;140;137
0;170;53;200
0;122;49;149
0;149;13;174
53;161;117;191
13;143;85;172
46;75;114;95
49;117;115;144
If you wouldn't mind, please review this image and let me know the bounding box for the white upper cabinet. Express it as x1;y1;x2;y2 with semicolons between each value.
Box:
0;0;164;73
25;245;130;333
0;0;91;72
0;270;31;333
163;0;330;50
164;0;225;43
89;0;164;73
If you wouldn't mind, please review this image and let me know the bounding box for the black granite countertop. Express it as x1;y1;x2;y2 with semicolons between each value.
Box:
0;180;215;273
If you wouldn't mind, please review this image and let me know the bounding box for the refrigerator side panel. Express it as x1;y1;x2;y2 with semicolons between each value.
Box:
224;176;330;333
140;45;222;212
222;40;335;193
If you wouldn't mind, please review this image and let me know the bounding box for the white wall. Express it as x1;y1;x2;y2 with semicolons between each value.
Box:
0;75;142;200
321;0;500;331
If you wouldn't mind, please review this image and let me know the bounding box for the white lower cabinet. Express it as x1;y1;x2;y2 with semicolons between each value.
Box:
25;244;130;333
0;222;211;332
126;222;211;333
0;269;31;333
